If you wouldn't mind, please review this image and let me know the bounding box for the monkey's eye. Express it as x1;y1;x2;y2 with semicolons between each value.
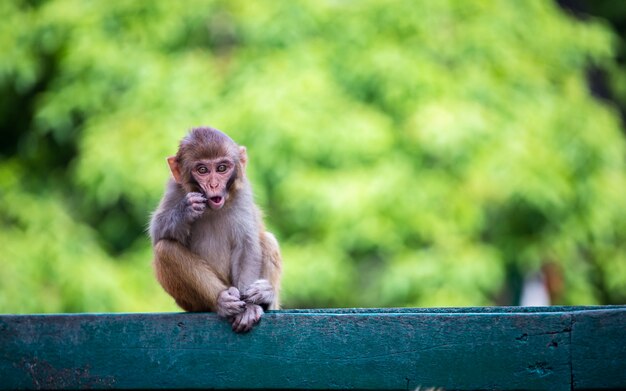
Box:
197;166;208;174
217;164;228;173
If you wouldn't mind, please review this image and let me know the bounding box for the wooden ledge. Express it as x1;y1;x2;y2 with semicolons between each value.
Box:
1;306;624;390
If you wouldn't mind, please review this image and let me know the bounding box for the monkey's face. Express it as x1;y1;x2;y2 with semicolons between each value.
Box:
191;158;237;210
168;127;248;211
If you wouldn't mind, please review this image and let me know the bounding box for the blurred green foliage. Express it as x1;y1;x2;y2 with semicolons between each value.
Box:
1;0;626;313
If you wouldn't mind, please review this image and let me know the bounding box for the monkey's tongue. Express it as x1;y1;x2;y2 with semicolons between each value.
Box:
208;196;224;208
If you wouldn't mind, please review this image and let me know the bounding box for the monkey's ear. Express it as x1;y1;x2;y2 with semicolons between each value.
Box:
239;146;248;168
167;156;183;183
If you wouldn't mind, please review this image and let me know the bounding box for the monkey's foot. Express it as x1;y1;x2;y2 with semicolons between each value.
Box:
243;279;275;306
231;303;263;333
216;287;246;318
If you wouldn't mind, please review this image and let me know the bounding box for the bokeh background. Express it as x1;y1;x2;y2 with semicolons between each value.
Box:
2;0;626;313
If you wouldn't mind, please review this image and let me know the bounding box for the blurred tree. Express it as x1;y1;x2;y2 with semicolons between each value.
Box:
1;0;625;312
559;0;626;130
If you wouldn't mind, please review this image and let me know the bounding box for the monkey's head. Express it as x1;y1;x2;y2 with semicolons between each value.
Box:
167;126;248;210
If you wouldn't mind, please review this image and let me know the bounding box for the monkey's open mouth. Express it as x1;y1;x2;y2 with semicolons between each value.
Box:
208;196;224;209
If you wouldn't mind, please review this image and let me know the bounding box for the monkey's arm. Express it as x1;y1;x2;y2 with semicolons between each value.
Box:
229;232;281;332
153;239;245;316
244;231;282;310
231;238;263;294
228;203;265;293
149;181;205;245
260;231;282;309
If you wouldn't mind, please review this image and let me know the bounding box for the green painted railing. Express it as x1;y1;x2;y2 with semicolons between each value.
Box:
1;306;624;390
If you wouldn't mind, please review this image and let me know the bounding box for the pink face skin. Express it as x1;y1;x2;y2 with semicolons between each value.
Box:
191;158;236;210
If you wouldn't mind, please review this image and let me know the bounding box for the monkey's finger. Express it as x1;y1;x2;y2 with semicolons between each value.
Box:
221;301;246;317
232;320;245;333
217;287;246;317
246;290;271;304
231;313;248;333
190;198;207;206
233;306;259;333
188;193;206;200
230;300;247;310
187;196;207;206
236;305;262;333
221;297;244;307
245;292;262;304
246;289;274;305
249;313;260;326
239;315;255;333
252;304;264;322
226;287;241;298
244;280;272;301
223;299;245;309
218;287;241;301
190;204;205;212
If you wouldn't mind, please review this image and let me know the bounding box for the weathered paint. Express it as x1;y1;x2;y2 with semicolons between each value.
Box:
0;306;624;390
571;309;626;390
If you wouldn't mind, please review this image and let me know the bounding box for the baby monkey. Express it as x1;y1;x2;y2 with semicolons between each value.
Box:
149;127;281;332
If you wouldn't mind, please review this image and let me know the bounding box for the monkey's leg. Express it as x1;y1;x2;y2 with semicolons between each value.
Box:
153;239;245;315
244;232;283;310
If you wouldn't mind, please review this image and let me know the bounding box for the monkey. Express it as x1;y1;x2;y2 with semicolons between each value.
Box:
149;126;282;333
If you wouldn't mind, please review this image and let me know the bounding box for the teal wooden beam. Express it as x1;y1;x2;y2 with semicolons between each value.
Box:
0;306;624;390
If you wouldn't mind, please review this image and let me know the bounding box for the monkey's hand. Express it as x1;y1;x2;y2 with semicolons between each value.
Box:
183;192;207;221
243;279;275;307
216;287;246;318
231;303;264;333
